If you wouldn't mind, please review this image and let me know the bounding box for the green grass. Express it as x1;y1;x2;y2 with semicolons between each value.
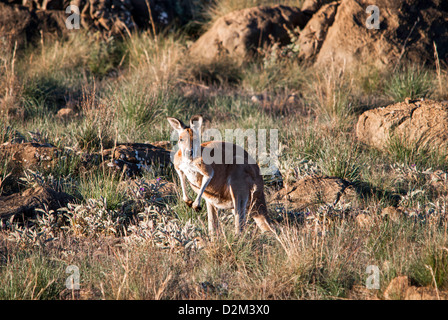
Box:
410;246;448;289
77;171;126;211
0;248;66;300
387;134;448;170
385;65;434;102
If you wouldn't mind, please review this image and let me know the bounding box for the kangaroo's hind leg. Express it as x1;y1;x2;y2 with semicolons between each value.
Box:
205;200;219;240
229;184;248;235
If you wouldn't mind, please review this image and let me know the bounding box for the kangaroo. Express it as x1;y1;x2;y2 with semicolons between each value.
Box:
167;115;274;238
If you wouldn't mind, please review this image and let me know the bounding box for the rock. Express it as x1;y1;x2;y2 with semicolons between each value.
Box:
86;0;136;36
429;170;448;195
383;276;409;300
356;100;448;155
297;1;339;63
286;93;300;104
381;206;402;222
0;186;73;221
347;284;380;300
301;0;324;15
270;176;358;210
1;0;199;40
102;143;172;177
0;142;60;194
0;0;136;42
0;2;68;49
315;0;448;68
0;142;59;175
56;107;76;120
189;5;308;64
384;276;448;300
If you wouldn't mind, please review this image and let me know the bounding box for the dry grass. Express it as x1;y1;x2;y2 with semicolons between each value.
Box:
0;16;448;300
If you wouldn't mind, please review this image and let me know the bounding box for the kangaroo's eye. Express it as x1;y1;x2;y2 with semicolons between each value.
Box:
179;138;184;142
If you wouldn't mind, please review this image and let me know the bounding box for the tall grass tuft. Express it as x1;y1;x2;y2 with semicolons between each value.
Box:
386;134;447;170
74;86;116;152
308;65;357;128
385;65;433;102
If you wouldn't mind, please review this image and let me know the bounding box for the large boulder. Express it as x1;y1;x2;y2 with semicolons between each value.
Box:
189;5;308;64
356;99;448;155
314;0;448;68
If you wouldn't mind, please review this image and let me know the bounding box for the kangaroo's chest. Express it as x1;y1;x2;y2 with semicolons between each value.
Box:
178;161;202;187
177;161;233;209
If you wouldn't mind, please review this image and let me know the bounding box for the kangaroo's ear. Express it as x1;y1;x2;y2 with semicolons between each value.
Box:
167;117;186;132
190;115;203;133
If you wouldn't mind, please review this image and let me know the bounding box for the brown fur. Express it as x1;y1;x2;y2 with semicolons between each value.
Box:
167;116;273;238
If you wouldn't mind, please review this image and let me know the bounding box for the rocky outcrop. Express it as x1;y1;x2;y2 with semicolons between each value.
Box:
188;0;448;67
384;276;448;300
0;2;68;49
0;0;184;46
0;141;172;196
0;186;73;220
189;5;308;64
297;1;339;63
356;99;448;155
0;142;59;175
314;0;448;68
102;143;172;177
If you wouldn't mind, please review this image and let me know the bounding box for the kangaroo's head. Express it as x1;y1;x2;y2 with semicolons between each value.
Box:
167;115;203;160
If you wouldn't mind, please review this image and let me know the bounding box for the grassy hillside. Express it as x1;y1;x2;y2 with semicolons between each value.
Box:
1;0;448;300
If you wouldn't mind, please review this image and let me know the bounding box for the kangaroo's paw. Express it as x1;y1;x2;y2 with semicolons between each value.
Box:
192;200;202;212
